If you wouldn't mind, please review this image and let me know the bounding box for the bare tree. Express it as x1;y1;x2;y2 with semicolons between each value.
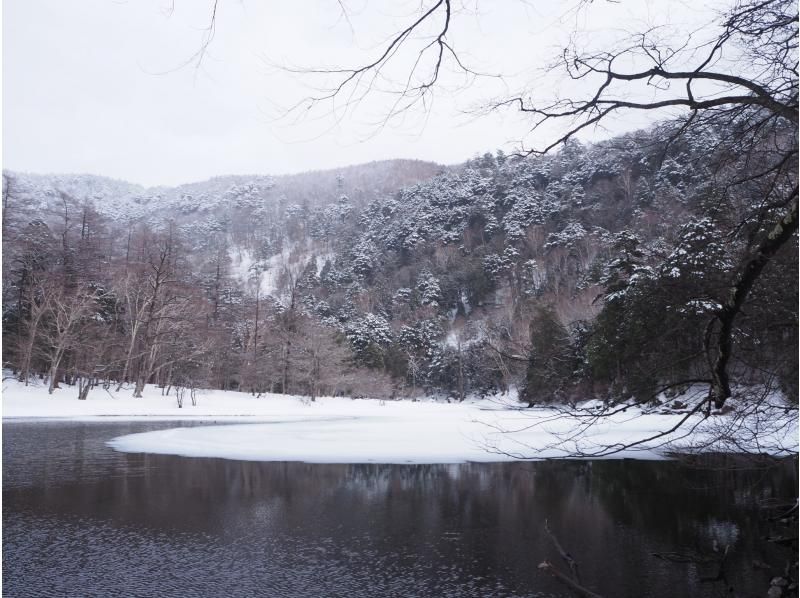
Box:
291;315;349;400
114;268;150;391
130;232;178;397
42;286;97;394
273;265;304;395
17;274;59;384
240;264;264;395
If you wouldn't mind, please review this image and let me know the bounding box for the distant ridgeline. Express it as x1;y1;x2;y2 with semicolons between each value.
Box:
2;124;796;404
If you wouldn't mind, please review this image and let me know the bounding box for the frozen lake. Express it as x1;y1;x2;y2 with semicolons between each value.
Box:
3;421;797;597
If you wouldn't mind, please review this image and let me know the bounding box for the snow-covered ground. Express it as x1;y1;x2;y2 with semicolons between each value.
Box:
3;376;796;464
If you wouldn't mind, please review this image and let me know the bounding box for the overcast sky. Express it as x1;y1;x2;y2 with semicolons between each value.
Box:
3;0;723;187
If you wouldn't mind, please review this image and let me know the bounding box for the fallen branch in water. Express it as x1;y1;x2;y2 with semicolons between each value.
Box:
539;519;604;598
544;518;582;583
537;561;604;598
699;545;730;583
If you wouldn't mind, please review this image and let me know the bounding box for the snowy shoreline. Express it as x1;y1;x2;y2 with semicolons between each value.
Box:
3;377;797;464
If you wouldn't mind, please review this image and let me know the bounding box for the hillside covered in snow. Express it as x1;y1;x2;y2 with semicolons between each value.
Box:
2;123;797;413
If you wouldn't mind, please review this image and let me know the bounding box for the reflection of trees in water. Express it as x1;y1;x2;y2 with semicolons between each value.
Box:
4;422;797;597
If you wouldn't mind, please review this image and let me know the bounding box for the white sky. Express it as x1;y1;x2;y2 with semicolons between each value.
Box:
3;0;724;187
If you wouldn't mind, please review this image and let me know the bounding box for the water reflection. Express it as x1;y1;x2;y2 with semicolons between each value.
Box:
3;422;797;598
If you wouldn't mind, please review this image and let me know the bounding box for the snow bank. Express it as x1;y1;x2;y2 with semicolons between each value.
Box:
2;375;330;421
3;377;796;463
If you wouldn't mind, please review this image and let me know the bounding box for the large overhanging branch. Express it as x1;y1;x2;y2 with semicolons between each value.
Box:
278;1;798;153
192;2;797;149
499;34;797;154
496;93;788;155
277;0;490;124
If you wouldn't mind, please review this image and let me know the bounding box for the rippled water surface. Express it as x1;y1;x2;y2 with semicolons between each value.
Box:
3;421;797;597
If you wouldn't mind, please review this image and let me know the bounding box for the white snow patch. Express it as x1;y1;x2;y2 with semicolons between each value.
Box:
228;243;314;298
3;377;795;464
229;247;256;283
228;247;274;297
260;244;294;296
444;331;460;348
443;326;484;350
315;252;334;276
460;290;472;316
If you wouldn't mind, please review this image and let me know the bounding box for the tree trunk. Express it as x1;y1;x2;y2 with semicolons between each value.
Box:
116;309;141;391
133;375;146;398
19;307;46;385
47;351;65;394
706;196;798;408
282;339;291;394
252;289;260;394
78;377;92;401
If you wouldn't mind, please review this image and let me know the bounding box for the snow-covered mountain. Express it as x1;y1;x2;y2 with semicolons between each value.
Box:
3;126;796;404
7;159;442;224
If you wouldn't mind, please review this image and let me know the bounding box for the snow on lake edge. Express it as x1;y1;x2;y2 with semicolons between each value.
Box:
3;376;796;463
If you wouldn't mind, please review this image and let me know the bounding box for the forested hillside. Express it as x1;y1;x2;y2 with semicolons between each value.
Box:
3;121;796;405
